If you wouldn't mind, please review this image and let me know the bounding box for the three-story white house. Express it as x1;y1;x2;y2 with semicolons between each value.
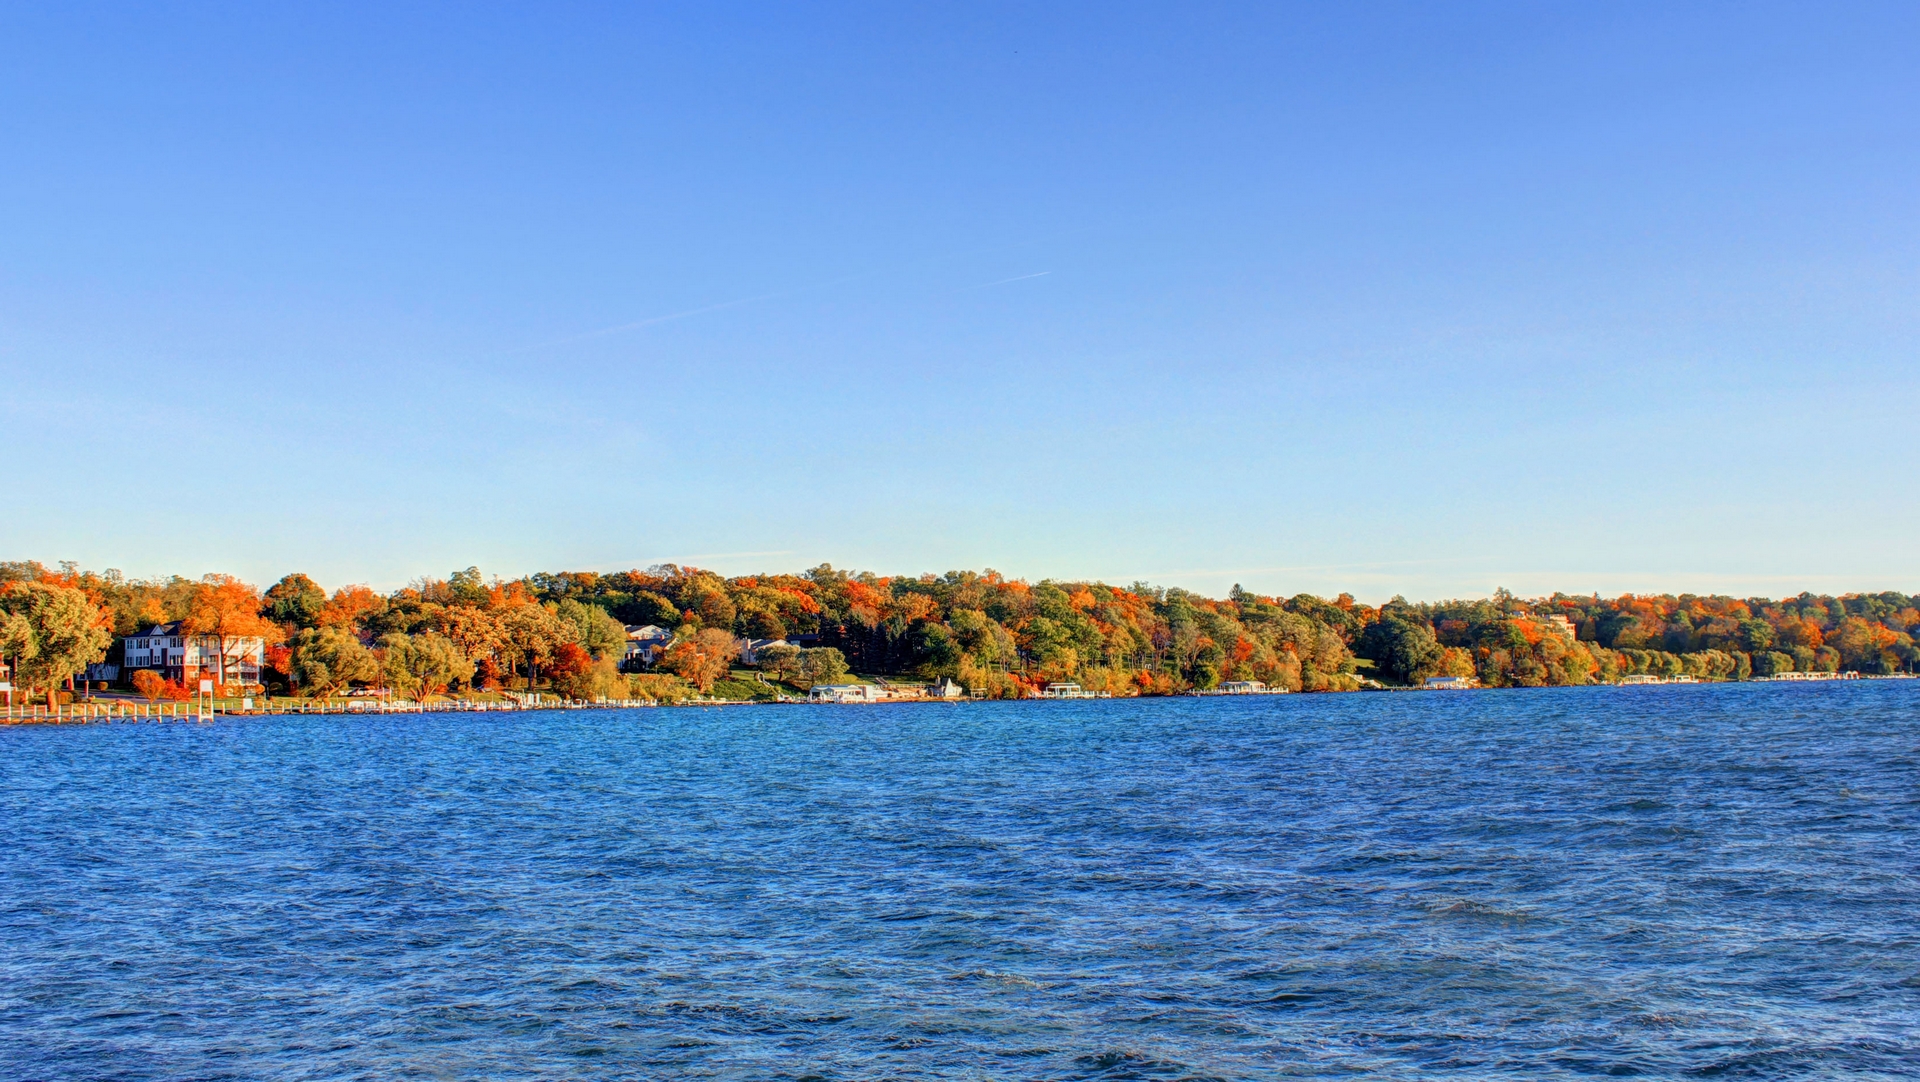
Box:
122;622;266;687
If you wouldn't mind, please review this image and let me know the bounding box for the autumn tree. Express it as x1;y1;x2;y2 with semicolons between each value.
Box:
181;575;285;689
661;628;740;693
131;669;167;702
500;603;569;687
545;641;593;686
318;585;386;631
0;582;113;708
553;656;626;701
263;643;294;690
433;606;506;671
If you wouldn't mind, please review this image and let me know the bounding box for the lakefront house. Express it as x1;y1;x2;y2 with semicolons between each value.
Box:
121;622;265;686
622;625;674;670
739;637;791;663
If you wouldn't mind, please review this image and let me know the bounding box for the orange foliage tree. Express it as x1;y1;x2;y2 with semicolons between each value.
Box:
661;628;739;693
180;575;285;690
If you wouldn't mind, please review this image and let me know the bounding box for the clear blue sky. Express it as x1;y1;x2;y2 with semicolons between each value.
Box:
3;3;1915;601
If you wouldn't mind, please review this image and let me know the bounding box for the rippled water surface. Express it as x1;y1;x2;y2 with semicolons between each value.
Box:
5;684;1919;1079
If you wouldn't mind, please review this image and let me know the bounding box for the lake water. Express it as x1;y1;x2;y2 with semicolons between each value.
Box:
4;683;1917;1080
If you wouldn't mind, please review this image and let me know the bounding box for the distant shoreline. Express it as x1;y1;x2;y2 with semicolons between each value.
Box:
3;560;1914;713
6;671;1913;726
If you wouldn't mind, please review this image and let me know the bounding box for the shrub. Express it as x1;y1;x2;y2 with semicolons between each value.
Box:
131;670;167;702
631;673;693;704
555;657;626;701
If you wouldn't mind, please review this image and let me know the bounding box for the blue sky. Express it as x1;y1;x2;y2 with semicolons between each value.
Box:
3;2;1915;601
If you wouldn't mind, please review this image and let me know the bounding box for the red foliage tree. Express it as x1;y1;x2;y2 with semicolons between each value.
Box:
546;642;592;685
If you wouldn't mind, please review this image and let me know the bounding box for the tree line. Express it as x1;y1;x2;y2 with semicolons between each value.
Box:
1358;588;1919;685
0;559;1913;707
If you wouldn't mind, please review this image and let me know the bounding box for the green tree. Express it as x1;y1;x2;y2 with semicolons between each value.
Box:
380;632;475;701
756;642;802;684
264;573;327;629
556;599;628;660
628;591;680;628
741;607;788;639
949;608;1013;665
795;647;849;690
907;621;962;677
0;608;39;696
447;566;490;605
0;582;113;707
289;627;379;696
1358;615;1445;684
1737;619;1776;652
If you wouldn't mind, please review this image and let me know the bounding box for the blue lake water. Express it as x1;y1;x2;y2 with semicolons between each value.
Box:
4;683;1918;1080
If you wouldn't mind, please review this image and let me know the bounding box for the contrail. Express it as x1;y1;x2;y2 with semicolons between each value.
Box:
530;291;787;349
511;267;884;354
962;271;1051;291
511;261;1050;356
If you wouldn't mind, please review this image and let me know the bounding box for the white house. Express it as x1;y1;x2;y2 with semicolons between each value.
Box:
740;638;791;663
122;622;265;686
1423;675;1477;690
623;625;674;670
809;683;881;703
1218;680;1268;694
928;677;964;699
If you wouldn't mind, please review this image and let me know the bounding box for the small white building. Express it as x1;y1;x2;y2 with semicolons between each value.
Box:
1041;682;1096;699
928;677;964;699
1218;680;1267;694
122;622;265;686
1423;675;1477;690
809;683;882;703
